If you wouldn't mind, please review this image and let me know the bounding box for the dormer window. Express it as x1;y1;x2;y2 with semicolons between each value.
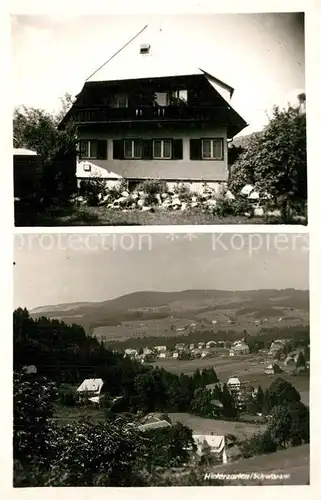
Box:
140;44;150;54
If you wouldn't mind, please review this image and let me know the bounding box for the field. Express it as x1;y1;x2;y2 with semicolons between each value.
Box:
52;404;105;425
214;444;310;485
30;289;309;343
163;412;266;440
153;354;310;404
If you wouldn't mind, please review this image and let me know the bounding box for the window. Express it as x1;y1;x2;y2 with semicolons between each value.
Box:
79;140;107;159
172;89;188;102
79;140;98;159
153;139;172;159
201;139;224;160
124;139;142;159
155;92;169;107
111;94;128;108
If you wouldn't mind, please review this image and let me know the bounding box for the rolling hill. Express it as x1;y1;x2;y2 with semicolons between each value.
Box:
29;289;309;341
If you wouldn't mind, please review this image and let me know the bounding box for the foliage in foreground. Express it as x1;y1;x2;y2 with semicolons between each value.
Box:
229;105;307;221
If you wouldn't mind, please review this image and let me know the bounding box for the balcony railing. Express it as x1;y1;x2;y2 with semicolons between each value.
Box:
72;105;231;124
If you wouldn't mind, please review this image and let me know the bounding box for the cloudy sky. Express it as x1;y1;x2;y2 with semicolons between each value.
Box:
14;232;309;309
11;13;305;135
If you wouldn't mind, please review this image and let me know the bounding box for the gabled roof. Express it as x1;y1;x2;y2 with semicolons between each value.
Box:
227;377;241;385
193;434;225;453
13;148;37;156
138;419;171;432
85;24;234;101
77;378;104;393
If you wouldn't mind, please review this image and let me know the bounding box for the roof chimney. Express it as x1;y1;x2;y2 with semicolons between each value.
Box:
140;43;150;55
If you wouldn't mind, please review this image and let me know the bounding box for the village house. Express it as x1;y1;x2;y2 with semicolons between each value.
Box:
206;341;216;348
172;352;179;359
59;25;247;191
265;363;282;375
193;434;227;464
22;364;37;375
158;352;167;359
76;378;105;403
124;348;138;358
229;341;250;356
227;377;241;395
138;418;172;432
154;345;167;352
198;342;205;349
143;347;154;356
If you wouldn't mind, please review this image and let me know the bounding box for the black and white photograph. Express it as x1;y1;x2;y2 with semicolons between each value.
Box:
12;13;307;227
13;232;310;486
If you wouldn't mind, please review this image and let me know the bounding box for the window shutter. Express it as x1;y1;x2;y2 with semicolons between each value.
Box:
113;140;124;159
142;139;153;160
97;140;107;159
172;139;183;160
190;139;201;160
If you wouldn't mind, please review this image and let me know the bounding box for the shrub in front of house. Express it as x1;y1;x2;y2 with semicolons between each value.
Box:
79;176;107;206
135;179;168;205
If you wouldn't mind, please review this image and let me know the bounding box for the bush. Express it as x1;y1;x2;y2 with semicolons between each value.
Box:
136;179;168;204
58;384;77;406
239;431;277;458
173;182;192;201
79;176;107;206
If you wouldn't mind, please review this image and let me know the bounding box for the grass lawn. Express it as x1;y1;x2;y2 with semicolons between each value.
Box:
52;404;105;425
164;412;266;440
214;444;309;485
15;203;302;226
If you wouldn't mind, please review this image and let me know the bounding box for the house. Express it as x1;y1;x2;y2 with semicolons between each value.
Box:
76;378;105;403
193;434;227;464
211;320;218;325
189;343;195;350
138;419;172;432
198;342;205;349
22;364;37;375
172;352;179;359
201;351;209;358
227;377;241;394
229;342;250;356
154;345;167;352
143;347;153;356
175;342;186;350
265;363;282;375
206;341;216;348
59;25;247;191
124;348;138;358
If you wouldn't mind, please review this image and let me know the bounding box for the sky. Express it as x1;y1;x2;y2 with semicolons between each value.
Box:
13;232;309;310
11;13;305;135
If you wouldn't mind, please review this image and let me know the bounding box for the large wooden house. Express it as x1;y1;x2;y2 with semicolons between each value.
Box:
60;25;247;192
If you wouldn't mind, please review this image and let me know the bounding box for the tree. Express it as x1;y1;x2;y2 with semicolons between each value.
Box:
255;386;265;413
268;402;309;448
229;105;307;222
13;95;78;205
264;378;301;413
239;431;277;458
13;372;57;466
296;351;306;369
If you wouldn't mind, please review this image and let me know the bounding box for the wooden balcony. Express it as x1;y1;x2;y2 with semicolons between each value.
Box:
72;105;233;125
